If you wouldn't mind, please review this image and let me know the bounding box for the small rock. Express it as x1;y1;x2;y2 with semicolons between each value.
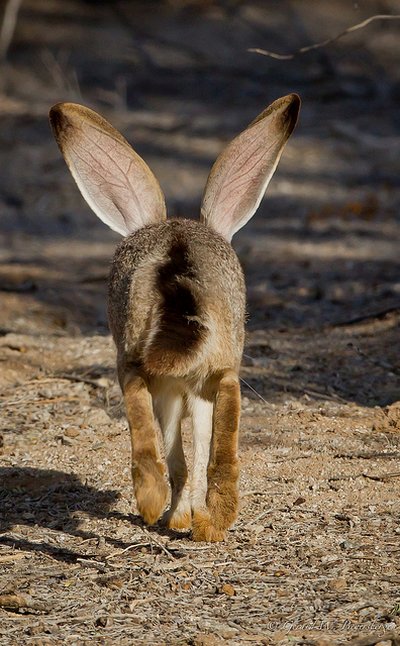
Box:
95;615;111;627
328;577;347;591
340;540;358;550
83;409;111;428
220;583;235;596
64;427;80;438
96;377;111;388
293;496;306;506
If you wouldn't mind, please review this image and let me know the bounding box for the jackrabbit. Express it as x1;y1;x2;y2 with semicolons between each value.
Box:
49;94;300;541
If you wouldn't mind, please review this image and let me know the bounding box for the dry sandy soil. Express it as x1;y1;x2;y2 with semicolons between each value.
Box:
0;1;400;644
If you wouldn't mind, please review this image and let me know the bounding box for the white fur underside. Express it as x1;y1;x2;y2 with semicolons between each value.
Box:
152;378;213;515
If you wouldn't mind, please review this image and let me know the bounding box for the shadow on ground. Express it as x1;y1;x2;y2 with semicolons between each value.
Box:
0;467;188;562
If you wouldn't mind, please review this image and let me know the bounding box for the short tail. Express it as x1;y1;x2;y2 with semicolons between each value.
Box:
142;239;208;376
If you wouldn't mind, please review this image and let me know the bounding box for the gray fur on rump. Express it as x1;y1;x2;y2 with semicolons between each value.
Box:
108;218;245;387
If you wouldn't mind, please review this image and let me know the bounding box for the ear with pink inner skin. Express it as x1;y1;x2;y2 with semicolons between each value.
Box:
200;94;300;242
49;103;166;236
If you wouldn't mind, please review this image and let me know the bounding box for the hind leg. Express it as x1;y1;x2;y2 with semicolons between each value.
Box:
154;385;191;530
191;371;240;542
119;362;168;525
190;396;224;541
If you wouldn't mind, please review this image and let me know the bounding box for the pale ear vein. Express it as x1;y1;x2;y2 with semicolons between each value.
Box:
65;161;121;227
73;128;144;220
84;127;152;218
205;126;275;217
209;139;276;215
67;153;135;232
72;148;126;189
217;140;275;194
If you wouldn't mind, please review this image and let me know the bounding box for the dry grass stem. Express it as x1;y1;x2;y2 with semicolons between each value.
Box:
249;14;400;60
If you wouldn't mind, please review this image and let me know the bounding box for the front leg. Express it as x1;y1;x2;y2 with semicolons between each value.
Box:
119;363;168;525
192;370;240;542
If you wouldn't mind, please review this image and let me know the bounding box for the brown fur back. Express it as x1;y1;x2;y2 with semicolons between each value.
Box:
108;219;245;378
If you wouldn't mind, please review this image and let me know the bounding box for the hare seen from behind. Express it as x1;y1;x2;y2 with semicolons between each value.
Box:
50;94;300;541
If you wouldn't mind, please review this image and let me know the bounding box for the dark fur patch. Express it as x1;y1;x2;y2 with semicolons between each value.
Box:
145;238;206;371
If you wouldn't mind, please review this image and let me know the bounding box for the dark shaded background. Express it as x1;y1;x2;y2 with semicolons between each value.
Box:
0;0;399;405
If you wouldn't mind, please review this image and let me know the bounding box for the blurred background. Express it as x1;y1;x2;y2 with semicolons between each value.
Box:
0;0;399;405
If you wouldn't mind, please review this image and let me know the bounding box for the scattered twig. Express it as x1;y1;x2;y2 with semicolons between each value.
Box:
23;375;110;389
2;396;81;407
300;470;399;483
255;378;347;403
0;593;50;614
249;14;400;60
140;528;176;560
77;558;107;572
328;474;360;482
105;542;152;560
170;544;211;551
362;471;400;482
334;451;400;460
303;387;347;403
332;306;400;327
244;508;274;527
58;373;109;389
0;552;29;563
263;476;295;483
270;452;313;464
104;606;160;618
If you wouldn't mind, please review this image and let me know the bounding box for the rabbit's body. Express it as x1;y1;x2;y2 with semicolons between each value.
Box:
107;219;246;539
108;218;245;386
50;93;300;541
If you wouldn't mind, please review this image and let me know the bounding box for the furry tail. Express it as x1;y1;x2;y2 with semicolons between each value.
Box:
142;239;208;376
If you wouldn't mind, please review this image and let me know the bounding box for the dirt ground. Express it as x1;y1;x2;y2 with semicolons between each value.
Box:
0;1;400;644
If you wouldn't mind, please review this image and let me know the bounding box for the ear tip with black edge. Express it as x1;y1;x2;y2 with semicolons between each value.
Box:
282;93;301;132
285;93;301;114
49;103;73;140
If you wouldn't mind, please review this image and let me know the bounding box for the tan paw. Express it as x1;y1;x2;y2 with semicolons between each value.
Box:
206;464;239;531
162;508;192;531
192;510;226;542
132;460;168;525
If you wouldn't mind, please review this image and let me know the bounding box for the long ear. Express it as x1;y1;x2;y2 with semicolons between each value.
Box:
200;94;300;241
49;103;167;236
